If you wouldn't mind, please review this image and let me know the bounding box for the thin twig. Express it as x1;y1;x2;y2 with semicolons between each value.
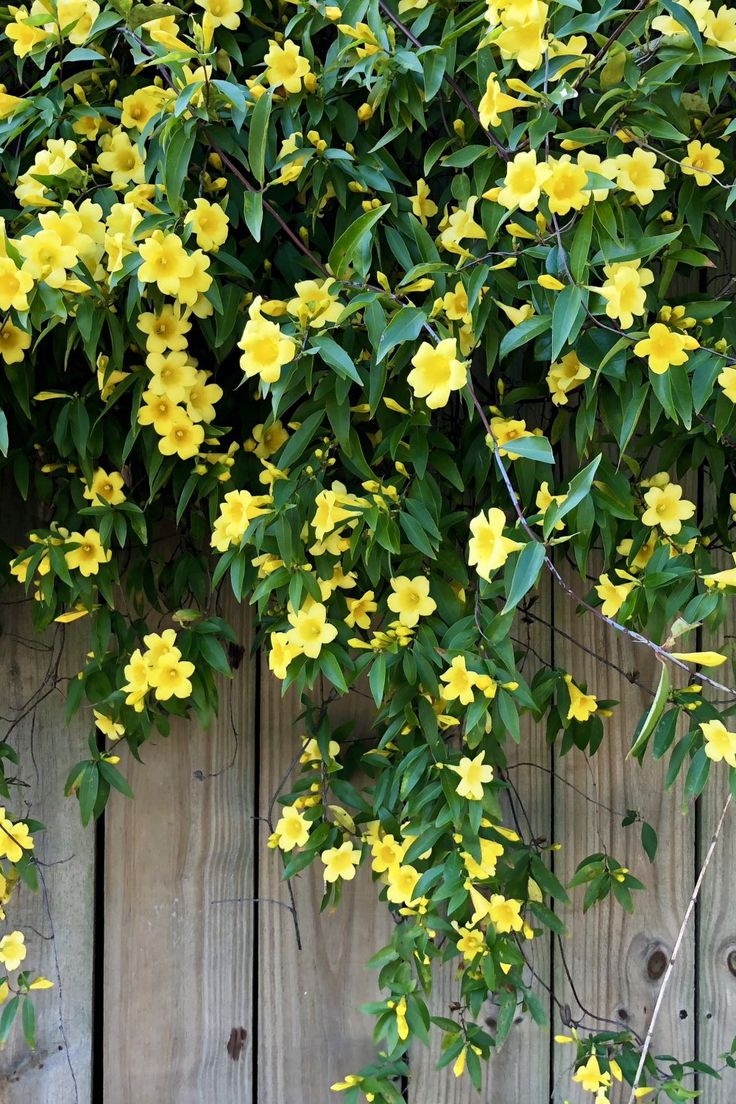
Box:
626;792;733;1102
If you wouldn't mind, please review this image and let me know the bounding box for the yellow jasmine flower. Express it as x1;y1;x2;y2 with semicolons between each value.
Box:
251;420;288;458
573;1054;611;1094
496;150;551;211
497;2;549;71
264;39;312;94
96;129;146;188
238;300;296;384
322;840;361;882
385;862;421;904
615;149;666;205
461;837;504;879
0;812;33;863
448;750;494;801
543;155;590;215
634;323;699;374
93;710;124;740
0;930;26;972
287;279;342;328
564;674;598;722
370;833;407;873
137;304;192;353
184;198;230;252
345;591;377;629
595;573;635;616
147;652;195;701
158;411;205;460
65;529;111;577
0;257;34;312
478;72;528;129
409;178;438;225
487;893;524;932
680;140;725;186
268;631;302;679
641;482;696;535
704;5;736;51
468;508;523;580
535;482;567;529
387;575;436;627
596;261;654;329
287;600;338;658
274;805;311;850
408;338;467;409
138;230;195;297
440;656;478;704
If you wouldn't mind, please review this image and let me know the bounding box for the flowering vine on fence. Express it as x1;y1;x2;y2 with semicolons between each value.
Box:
0;0;735;1098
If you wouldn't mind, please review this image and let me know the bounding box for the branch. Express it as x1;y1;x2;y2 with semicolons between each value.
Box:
626;791;733;1102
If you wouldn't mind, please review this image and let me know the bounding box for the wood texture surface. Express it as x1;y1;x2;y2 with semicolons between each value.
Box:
256;675;393;1103
553;581;696;1102
103;597;255;1104
0;614;94;1104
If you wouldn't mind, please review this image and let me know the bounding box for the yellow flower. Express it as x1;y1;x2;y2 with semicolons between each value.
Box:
634;323;699;374
641;482;695;536
0;321;31;365
543;155;590;215
0;257;34;312
718;366;736;403
322;840;361;882
407;338;467;409
195;0;243;30
394;995;409;1040
96;129;146;188
0;930;26;971
704;5;736;51
387;575;436;627
93;710;124;740
0;812;34;863
268;631;302;679
251;420;288;458
370;833;406;873
146;351;197;403
122;649;150;709
440;656;478;705
468;508;523;580
448;750;494;801
29;976;54;990
138;231;195;297
385;862;421;904
546;351;590;405
478;72;527;129
287;600;338;658
497;2;549;71
184;198;230;252
137;304;191;353
17;228;78;287
462;837;504;879
65;529;111;576
120;86;171;130
535;482;567;529
211;489;271;551
312;489;357;540
274;805;310;851
409;178;438;225
147;652;195;700
564;674;598;722
670;651;726;667
345;591;377;629
680;140;725;186
573;1054;611;1094
83;467;126;507
442;282;470;322
137;391;180;436
703;553;736;589
238;304;296;385
286;279;342;328
615;149;667;205
175;249;211;306
597;261;654;329
158;411;205;460
595;573;635;617
186;371;223;424
497;150;551;211
264;39;311;94
487;893;524;932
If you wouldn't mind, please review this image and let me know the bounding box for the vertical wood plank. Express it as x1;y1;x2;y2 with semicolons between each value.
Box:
103;598;255;1104
553;594;695;1102
409;581;553;1103
0;615;94;1104
257;676;393;1101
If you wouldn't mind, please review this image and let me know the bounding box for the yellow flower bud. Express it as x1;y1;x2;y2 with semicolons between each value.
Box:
357;103;374;122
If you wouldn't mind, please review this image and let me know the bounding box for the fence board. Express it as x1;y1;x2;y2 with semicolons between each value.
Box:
256;675;392;1103
0;615;94;1104
553;593;696;1102
103;598;255;1104
409;580;553;1102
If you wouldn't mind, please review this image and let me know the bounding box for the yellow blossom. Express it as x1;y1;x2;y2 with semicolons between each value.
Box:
616;149;666;205
409;179;438;225
0;930;26;971
597;261;654;329
407;338;467;409
641;483;696;536
478;72;528;129
634;324;699;374
497;150;551;211
387;575;436;627
573;1054;611;1094
274;805;311;850
322;840;361;882
264;39;312;94
595;573;635;617
448;751;494;801
468;508;523;580
287;600;338;658
564;675;598;722
65;529;111;577
441;656;478;705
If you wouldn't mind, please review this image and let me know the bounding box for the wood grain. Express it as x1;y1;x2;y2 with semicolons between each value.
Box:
409;580;553;1103
256;675;393;1103
103;597;255;1104
553;587;695;1103
0;612;94;1104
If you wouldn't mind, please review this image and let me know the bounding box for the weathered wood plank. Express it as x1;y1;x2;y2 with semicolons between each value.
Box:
0;613;94;1104
553;593;695;1102
409;581;553;1103
103;599;255;1104
257;675;392;1102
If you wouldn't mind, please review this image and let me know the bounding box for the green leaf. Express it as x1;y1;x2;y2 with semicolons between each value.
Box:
0;996;19;1046
684;745;710;802
499;314;551;358
542;455;601;538
163;122;196;216
502;541;545;614
310;334;363;385
641;821;658;863
376;307;427;363
243;189;263;241
551;285;584;362
501;435;554;464
328;205;389;279
277;409;324;467
248;90;271;185
628;661;669;760
22;995;36;1050
79;763;99;827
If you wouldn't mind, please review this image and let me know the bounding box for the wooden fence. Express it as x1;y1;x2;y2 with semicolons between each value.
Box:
0;566;734;1104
